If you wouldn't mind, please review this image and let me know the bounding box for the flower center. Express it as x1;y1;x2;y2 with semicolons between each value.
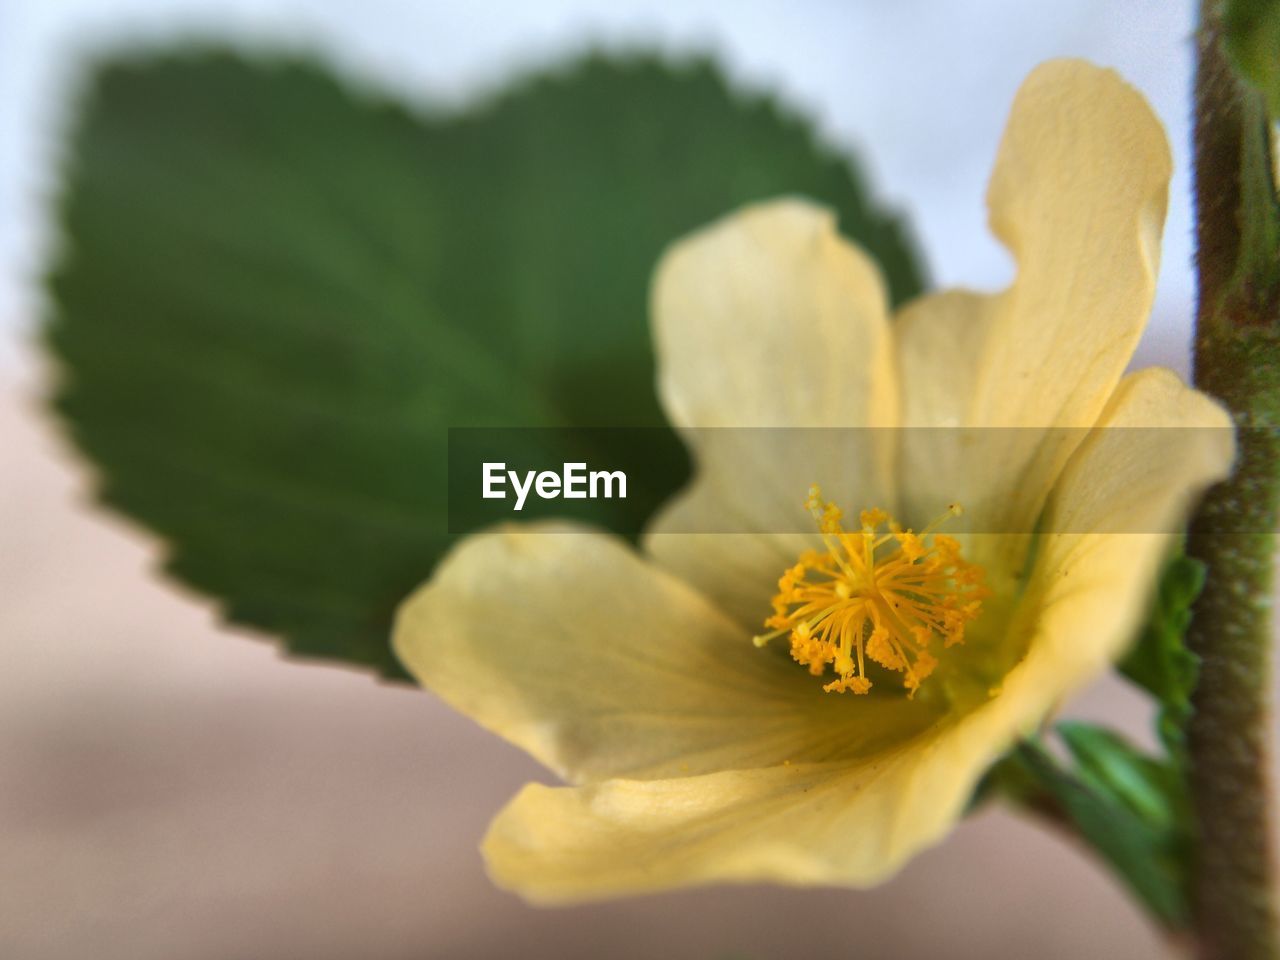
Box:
753;485;988;697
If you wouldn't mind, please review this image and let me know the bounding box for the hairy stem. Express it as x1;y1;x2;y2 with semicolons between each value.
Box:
1186;5;1280;958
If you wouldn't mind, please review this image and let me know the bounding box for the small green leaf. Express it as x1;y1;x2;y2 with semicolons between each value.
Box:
1057;722;1186;829
45;49;926;679
1119;554;1205;754
1008;740;1189;927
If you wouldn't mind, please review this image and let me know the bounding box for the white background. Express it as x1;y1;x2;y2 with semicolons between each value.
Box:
0;3;1224;959
2;0;1196;372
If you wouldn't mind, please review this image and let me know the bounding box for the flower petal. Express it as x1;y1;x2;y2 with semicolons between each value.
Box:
894;290;995;431
972;59;1170;429
483;744;976;902
893;290;1015;557
1000;368;1235;676
645;199;898;625
895;60;1173;538
1043;367;1234;539
651;197;896;431
394;524;937;783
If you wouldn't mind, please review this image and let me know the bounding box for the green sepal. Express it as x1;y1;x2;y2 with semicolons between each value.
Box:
1119;553;1205;757
1057;721;1189;829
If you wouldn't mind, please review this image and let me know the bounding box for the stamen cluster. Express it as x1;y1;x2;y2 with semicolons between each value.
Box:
754;486;988;696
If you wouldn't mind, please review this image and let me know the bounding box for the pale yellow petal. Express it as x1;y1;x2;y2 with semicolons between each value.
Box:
1043;367;1234;539
394;524;937;783
482;747;959;902
651;197;896;431
646;199;898;625
895;60;1173;542
893;289;995;431
1002;368;1235;678
893;290;1015;561
641;526;811;634
975;59;1170;430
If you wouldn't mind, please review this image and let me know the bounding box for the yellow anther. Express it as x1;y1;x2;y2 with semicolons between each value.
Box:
756;485;988;697
859;508;889;529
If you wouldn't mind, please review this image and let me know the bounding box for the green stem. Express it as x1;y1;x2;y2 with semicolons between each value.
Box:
1186;4;1280;958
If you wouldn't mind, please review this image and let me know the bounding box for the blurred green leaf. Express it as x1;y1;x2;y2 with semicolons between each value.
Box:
1119;553;1205;755
45;49;925;679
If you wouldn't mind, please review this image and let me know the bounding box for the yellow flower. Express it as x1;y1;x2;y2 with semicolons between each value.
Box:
394;60;1234;902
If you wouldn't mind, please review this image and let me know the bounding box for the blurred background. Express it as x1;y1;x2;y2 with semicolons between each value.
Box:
1;2;1270;958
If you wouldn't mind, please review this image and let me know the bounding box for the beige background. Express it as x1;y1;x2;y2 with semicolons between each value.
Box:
4;352;1248;960
3;3;1277;957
